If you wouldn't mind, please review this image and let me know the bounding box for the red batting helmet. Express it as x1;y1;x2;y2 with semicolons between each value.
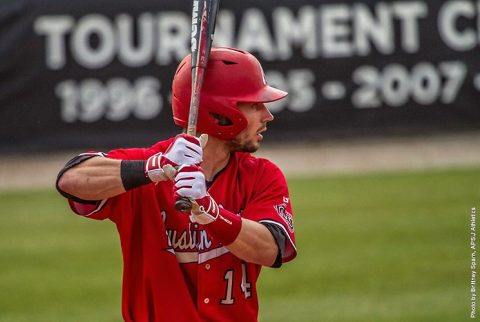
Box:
172;47;288;140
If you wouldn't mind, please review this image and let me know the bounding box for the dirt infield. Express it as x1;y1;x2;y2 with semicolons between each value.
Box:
1;131;479;191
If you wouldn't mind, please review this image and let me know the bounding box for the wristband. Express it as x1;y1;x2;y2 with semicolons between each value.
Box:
121;160;150;190
203;208;242;246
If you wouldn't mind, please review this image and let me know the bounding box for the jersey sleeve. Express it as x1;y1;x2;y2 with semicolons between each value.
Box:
58;139;174;221
241;159;297;263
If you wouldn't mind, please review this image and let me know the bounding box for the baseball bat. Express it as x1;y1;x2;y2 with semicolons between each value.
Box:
175;0;219;212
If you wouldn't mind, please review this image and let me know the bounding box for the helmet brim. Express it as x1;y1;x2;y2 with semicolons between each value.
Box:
240;85;288;104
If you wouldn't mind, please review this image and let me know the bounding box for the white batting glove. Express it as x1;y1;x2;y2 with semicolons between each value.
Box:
173;164;219;225
145;134;207;182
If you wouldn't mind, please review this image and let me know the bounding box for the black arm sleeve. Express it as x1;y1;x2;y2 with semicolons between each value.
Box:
55;153;103;204
261;222;287;268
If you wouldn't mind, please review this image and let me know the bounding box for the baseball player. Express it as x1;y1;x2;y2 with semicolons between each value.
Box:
56;47;297;322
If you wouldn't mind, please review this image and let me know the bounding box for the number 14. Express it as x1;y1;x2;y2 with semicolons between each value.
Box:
221;263;252;305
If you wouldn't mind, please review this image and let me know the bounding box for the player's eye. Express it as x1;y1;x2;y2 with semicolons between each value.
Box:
253;103;263;111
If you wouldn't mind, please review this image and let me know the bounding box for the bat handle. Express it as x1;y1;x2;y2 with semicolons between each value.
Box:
175;197;193;212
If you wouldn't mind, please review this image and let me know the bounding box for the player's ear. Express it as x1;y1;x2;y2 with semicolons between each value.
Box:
199;134;208;148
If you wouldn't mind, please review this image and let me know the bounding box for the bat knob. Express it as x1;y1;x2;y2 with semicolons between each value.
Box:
175;197;193;212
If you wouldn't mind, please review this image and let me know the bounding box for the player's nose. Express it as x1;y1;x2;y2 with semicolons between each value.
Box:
261;104;274;123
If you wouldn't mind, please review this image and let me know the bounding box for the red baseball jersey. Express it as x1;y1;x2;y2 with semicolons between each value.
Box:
64;138;297;322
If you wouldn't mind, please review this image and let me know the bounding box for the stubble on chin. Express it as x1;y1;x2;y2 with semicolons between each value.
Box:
228;138;259;153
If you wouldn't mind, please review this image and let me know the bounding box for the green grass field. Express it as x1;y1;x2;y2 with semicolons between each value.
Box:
0;167;478;322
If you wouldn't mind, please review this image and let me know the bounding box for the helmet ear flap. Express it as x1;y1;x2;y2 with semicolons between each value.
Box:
172;95;248;140
196;97;248;140
208;112;233;126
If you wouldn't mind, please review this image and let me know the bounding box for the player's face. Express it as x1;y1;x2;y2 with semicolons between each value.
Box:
230;102;274;153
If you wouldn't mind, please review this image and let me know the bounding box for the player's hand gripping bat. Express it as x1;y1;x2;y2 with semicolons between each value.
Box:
174;0;220;212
